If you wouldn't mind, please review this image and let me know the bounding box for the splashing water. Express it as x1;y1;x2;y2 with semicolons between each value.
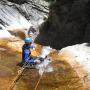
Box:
39;46;53;58
36;46;54;75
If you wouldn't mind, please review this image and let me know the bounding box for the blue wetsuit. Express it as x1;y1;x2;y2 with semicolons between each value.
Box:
22;44;35;64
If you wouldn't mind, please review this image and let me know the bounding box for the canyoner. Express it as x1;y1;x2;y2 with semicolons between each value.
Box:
20;37;53;69
7;36;54;90
20;37;45;67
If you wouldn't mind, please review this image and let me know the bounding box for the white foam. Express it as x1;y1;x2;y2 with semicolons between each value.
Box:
45;66;53;72
39;46;53;58
36;58;53;75
36;46;54;75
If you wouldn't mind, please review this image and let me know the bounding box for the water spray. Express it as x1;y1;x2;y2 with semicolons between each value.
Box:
34;57;51;90
34;46;54;90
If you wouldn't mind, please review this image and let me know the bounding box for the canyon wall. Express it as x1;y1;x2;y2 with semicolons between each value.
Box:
35;0;90;49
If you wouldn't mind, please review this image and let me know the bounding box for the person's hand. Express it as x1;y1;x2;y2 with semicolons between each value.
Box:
32;47;35;50
34;59;40;64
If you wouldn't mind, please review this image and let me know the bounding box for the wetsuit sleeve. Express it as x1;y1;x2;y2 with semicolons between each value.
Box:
30;44;35;48
24;52;30;62
22;45;31;62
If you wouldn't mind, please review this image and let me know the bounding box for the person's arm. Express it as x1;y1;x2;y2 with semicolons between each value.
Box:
30;43;36;49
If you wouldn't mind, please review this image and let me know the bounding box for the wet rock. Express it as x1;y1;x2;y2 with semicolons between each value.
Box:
8;29;26;39
35;0;90;49
0;37;43;56
0;0;49;30
0;37;24;53
59;43;90;89
0;47;6;51
0;41;87;90
0;30;11;38
7;0;27;4
0;4;31;29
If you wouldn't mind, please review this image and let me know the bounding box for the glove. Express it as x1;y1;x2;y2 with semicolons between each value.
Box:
34;59;41;64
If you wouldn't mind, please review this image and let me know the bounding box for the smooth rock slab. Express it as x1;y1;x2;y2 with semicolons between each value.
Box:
59;43;90;90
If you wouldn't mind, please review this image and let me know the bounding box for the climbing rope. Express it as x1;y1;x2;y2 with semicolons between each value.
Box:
7;62;27;90
34;75;43;90
7;58;50;90
34;62;49;90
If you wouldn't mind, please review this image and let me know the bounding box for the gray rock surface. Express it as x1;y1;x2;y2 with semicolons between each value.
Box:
0;0;49;30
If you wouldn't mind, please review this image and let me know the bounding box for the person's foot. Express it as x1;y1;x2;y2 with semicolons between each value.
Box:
17;62;24;67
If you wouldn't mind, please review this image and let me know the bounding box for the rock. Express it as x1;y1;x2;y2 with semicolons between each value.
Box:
8;29;26;39
0;30;11;38
0;4;31;30
7;0;27;4
35;0;90;49
0;44;85;90
0;0;49;40
59;43;90;89
28;26;38;40
0;0;49;30
0;37;24;53
0;36;43;54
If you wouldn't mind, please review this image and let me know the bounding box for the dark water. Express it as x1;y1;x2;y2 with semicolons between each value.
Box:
0;47;84;90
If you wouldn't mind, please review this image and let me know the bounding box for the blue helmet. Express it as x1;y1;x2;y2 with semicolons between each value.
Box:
24;37;32;43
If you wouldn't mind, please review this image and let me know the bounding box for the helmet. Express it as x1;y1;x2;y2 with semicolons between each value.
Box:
24;37;32;43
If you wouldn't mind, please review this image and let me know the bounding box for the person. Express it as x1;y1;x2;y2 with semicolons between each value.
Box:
21;37;36;65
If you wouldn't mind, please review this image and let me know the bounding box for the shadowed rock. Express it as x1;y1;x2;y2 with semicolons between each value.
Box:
35;0;90;49
8;0;27;4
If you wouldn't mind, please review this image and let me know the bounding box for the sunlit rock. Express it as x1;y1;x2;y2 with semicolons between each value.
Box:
0;4;31;30
0;37;24;53
0;30;11;38
7;29;26;39
0;0;49;30
59;43;90;89
7;40;24;53
0;44;85;90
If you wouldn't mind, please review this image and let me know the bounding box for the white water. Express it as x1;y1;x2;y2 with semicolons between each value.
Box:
36;46;54;75
39;46;53;58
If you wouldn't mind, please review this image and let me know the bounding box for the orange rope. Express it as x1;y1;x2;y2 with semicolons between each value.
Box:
34;75;43;90
7;68;25;90
7;62;27;90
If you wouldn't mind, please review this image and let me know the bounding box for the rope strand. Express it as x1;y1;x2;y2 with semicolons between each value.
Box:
34;75;43;90
7;62;27;90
